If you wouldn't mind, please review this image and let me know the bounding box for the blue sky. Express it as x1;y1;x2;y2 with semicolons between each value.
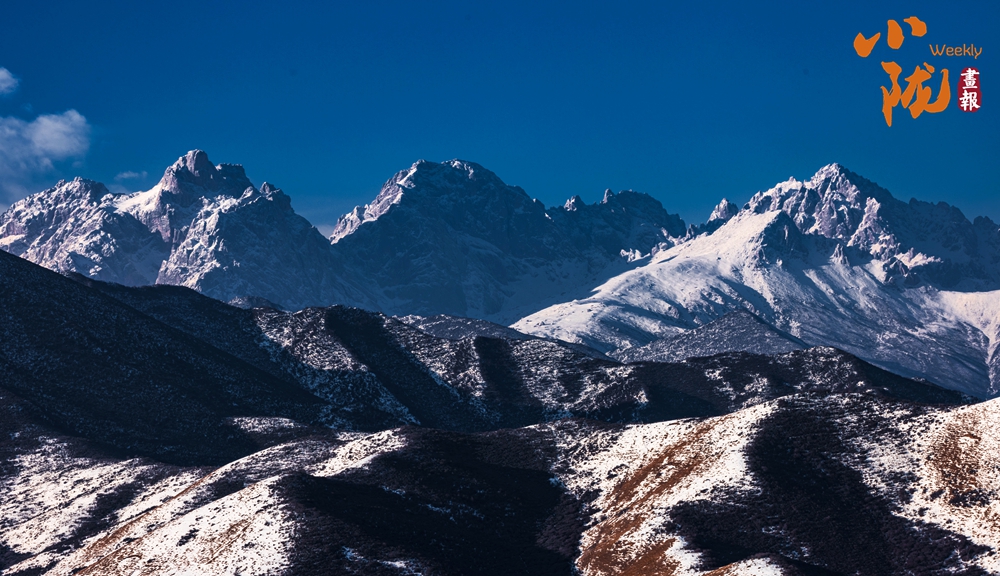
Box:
0;1;995;230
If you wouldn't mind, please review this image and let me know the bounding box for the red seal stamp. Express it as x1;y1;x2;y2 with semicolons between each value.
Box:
958;67;981;112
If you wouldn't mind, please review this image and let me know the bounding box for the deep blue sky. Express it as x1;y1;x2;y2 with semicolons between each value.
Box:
0;1;995;231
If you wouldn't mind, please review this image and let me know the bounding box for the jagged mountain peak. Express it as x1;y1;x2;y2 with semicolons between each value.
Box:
47;177;111;202
746;163;884;218
325;159;688;319
0;150;373;309
708;197;738;223
400;158;512;194
330;159;528;243
563;195;585;211
9;151;685;320
155;149;254;201
552;189;686;240
812;161;850;178
974;214;1000;230
518;164;1000;396
739;163;1000;288
600;189;661;211
256;182;294;209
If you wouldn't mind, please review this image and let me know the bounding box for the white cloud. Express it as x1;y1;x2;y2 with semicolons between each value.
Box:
23;110;90;157
115;170;148;181
0;109;92;203
0;68;18;95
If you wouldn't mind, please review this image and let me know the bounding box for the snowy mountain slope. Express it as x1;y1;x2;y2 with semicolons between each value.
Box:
0;151;371;311
550;393;1000;575
1;384;990;574
745;164;1000;290
155;179;368;310
613;310;806;363
66;269;965;432
0;178;169;285
515;165;1000;397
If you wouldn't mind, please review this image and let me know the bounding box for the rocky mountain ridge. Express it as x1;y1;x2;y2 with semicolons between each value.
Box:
516;165;1000;398
1;248;994;575
2;154;998;398
0;152;685;321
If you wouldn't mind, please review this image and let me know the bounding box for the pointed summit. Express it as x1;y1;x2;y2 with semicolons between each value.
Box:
175;149;215;177
708;198;738;223
563;195;585;211
156;150;253;200
400;159;510;193
813;162;850;178
809;162;879;194
331;159;528;244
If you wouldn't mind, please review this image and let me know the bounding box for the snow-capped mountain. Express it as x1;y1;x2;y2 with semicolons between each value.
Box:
0;153;685;321
0;151;371;310
3;154;998;397
744;164;1000;290
515;164;1000;398
328;159;685;320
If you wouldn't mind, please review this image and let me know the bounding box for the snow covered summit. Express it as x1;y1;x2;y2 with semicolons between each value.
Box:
0;150;369;309
746;163;1000;289
514;164;1000;397
0;153;686;320
326;158;686;320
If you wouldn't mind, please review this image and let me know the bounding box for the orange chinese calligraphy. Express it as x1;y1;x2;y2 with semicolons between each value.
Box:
854;17;949;126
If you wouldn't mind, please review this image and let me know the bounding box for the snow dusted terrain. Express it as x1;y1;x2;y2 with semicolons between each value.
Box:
2;155;1000;574
2;246;993;574
9;392;999;575
516;164;1000;398
3;154;998;397
613;310;806;364
550;393;1000;575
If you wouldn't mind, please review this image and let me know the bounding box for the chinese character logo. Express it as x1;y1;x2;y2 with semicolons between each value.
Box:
958;68;981;112
854;17;950;127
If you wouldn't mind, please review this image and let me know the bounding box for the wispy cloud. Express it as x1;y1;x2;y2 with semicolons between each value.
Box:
0;68;18;95
314;223;336;238
115;170;148;181
0;109;92;203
